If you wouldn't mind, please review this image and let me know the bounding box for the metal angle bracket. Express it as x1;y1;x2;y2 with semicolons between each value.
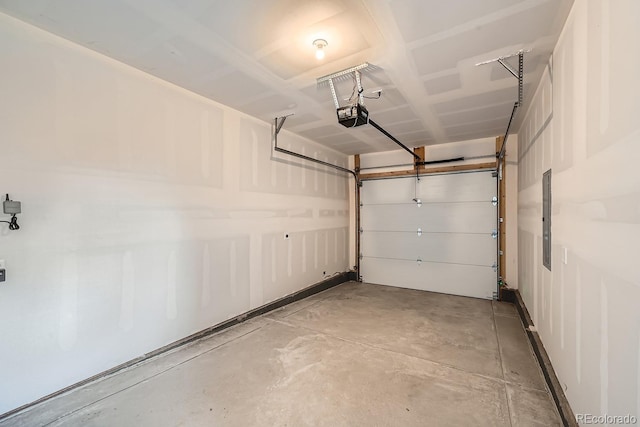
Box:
317;63;371;110
274;113;294;138
272;115;358;180
476;49;528;107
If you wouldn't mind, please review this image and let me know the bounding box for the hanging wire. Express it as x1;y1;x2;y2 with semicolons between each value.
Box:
413;166;421;207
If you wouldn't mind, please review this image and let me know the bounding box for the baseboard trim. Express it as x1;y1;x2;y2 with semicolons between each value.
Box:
1;271;355;421
500;288;577;427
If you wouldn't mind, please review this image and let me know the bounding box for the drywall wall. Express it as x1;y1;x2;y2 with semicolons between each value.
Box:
517;0;640;419
0;13;350;414
356;136;518;287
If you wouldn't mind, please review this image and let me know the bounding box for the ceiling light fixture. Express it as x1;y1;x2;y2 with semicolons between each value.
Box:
313;39;327;60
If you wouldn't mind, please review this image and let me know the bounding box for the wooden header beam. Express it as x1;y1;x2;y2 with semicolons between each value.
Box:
359;161;497;181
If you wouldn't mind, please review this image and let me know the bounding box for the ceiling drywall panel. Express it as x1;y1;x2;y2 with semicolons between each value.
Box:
424;74;463;96
389;0;526;43
0;0;574;154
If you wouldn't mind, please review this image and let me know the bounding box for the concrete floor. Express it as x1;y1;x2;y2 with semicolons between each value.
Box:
2;282;561;426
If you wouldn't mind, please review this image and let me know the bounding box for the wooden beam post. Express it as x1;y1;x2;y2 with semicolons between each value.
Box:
413;146;425;172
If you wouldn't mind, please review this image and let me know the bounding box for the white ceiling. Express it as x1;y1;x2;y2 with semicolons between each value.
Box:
0;0;573;155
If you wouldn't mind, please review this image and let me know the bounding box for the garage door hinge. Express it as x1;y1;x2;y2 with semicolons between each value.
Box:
359;253;363;260
492;262;498;272
491;196;498;206
417;227;422;237
493;291;499;300
359;227;363;234
491;229;498;239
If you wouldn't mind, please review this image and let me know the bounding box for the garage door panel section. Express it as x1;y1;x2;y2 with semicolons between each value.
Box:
362;172;495;204
360;203;496;234
361;232;496;267
360;171;497;299
360;257;496;300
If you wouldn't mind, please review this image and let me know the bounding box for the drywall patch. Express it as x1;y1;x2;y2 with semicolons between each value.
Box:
200;110;211;179
324;230;329;267
251;133;259;187
301;234;307;273
599;279;608;415
201;243;211;308
598;0;610;136
230;241;237;297
166;250;177;320
314;233;319;269
119;251;135;332
287;238;292;277
576;267;581;384
559;252;565;350
59;254;79;351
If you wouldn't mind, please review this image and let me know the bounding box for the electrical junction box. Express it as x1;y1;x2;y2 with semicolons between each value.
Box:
3;200;21;215
337;104;368;128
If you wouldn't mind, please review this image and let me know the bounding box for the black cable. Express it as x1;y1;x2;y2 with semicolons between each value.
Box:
9;215;19;230
0;215;19;230
347;75;358;103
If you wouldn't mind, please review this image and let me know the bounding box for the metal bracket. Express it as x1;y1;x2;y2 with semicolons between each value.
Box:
272;116;358;180
476;50;527;159
417;228;422;237
355;70;364;106
492;196;498;206
494;50;525;108
497;58;519;79
328;78;340;109
274;114;293;137
317;63;371;110
492;262;498;272
491;230;498;239
476;50;529;104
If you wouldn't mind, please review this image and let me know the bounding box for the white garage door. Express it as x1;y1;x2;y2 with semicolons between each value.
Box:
360;170;497;299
